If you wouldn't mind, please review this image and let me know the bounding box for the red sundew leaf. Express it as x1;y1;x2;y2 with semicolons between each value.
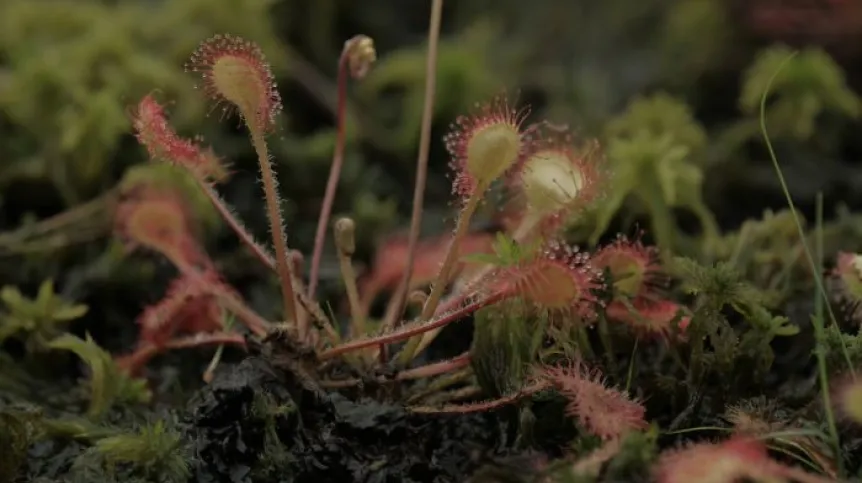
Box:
508;126;606;235
133;94;229;183
113;186;212;271
116;332;246;376
444;95;531;199
605;298;691;339
832;251;862;324
136;271;230;347
592;233;665;300
654;437;772;483
542;359;647;441
833;372;862;424
143;294;222;344
186;34;283;133
469;240;603;324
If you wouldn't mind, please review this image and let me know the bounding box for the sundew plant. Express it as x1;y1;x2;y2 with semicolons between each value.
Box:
4;2;862;482
108;30;852;482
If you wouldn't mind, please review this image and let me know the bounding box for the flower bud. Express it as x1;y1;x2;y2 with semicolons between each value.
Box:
334;217;356;256
407;290;428;308
344;35;376;79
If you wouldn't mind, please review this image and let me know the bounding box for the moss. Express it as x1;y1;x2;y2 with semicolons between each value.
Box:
74;420;189;482
0;0;284;203
0;406;44;483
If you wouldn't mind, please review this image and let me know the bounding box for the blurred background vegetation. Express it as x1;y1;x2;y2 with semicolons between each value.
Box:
1;0;862;352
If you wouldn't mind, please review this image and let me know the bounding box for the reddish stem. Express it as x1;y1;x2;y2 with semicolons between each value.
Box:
307;50;350;298
210;288;271;337
408;380;550;414
382;0;445;330
196;178;276;271
249;131;299;332
398;351;471;380
117;332;246;375
435;289;474;318
164;332;246;349
318;291;505;360
320;351;471;388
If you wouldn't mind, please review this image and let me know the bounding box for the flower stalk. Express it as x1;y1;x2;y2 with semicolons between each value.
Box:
385;0;446;332
307;35;376;298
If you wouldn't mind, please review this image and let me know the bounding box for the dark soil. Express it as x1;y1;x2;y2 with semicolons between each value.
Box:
187;357;512;483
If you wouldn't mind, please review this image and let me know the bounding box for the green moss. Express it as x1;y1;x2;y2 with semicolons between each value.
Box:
71;420;189;483
0;0;284;203
47;333;151;419
0;406;44;483
0;279;88;352
741;46;861;141
605;93;707;155
471;300;546;397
